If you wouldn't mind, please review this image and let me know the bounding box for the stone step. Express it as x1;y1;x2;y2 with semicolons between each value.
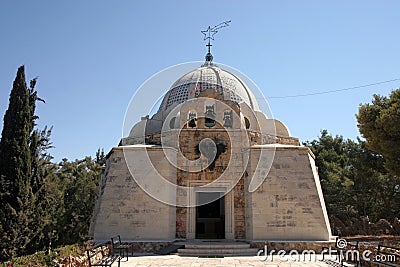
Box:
184;243;250;249
179;252;258;257
178;248;258;254
323;259;358;267
178;242;259;257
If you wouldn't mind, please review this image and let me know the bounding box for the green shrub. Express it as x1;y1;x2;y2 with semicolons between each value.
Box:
3;250;57;267
3;242;90;267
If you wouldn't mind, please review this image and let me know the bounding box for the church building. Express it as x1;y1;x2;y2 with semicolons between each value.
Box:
90;32;332;243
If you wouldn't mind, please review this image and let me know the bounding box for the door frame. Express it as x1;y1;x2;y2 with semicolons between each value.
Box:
186;183;234;240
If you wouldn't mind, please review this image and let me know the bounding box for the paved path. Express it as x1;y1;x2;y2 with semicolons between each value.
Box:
118;255;337;267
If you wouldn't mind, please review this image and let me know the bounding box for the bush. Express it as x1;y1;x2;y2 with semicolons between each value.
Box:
2;242;90;267
2;250;57;267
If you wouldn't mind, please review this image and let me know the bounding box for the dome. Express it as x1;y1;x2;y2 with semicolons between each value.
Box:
158;64;260;112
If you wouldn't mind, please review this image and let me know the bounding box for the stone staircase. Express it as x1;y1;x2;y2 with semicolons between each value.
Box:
177;241;259;257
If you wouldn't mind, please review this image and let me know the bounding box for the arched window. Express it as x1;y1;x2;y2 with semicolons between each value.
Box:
188;111;197;128
205;105;216;128
205;118;216;128
244;117;250;129
169;117;176;129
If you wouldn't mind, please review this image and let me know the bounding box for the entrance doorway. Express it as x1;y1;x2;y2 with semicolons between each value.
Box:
195;192;225;239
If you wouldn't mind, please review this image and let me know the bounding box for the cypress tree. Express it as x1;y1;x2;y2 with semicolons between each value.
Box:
0;65;35;260
0;66;32;199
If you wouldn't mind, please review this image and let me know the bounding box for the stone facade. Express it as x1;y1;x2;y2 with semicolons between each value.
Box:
91;148;176;242
245;146;331;240
234;178;246;239
90;63;332;243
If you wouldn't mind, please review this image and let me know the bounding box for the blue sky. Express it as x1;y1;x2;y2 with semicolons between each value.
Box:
1;1;399;162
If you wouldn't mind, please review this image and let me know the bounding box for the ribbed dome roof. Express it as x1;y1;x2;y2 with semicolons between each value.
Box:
158;64;260;111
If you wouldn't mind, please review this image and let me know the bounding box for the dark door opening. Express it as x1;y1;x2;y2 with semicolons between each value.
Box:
196;192;225;239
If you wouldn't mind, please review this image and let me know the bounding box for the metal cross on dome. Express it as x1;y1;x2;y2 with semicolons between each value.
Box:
201;20;231;62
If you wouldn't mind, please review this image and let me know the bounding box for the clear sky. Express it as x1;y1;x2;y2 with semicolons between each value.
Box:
1;1;399;162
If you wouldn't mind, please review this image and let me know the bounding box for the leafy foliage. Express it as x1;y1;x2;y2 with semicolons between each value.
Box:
3;242;90;267
54;157;102;245
304;130;400;225
357;89;400;176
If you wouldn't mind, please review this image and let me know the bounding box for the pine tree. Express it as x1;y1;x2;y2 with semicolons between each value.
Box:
357;89;400;176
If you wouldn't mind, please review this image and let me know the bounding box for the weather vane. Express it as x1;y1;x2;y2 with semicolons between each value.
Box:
201;20;231;63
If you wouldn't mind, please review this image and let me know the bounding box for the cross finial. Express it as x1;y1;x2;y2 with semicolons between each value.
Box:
201;20;231;64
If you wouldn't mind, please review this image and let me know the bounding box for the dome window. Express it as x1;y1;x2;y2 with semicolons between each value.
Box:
223;110;233;128
188;112;197;128
244;117;250;129
205;118;216;128
204;105;216;128
169;117;176;129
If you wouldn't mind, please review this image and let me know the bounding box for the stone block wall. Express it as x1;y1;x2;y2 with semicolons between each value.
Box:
245;146;332;241
234;178;246;239
91;148;176;241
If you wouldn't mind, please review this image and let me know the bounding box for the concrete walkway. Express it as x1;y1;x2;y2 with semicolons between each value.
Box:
118;255;338;267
